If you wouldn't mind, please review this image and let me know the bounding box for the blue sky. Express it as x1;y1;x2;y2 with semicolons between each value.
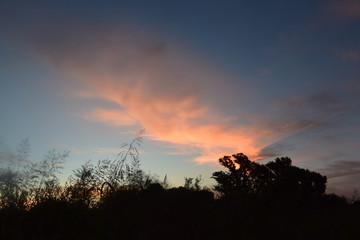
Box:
1;0;360;194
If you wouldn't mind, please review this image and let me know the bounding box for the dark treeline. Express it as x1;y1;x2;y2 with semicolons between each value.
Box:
1;139;360;239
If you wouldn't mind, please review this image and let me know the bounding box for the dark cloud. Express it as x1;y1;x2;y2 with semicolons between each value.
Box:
257;91;359;167
341;47;360;61
268;92;346;136
325;0;360;20
344;80;360;91
326;173;360;196
320;160;360;179
258;142;294;159
283;93;341;109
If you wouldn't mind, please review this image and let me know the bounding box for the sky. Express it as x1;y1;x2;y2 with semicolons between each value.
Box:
0;0;360;195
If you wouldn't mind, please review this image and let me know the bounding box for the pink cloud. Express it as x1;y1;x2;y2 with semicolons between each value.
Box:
26;26;316;164
76;76;266;163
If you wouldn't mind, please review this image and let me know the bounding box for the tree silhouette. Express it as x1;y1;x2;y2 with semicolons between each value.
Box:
212;153;327;199
265;157;327;198
2;140;359;240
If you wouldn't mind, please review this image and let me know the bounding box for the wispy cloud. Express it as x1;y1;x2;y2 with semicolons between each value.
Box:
257;93;349;160
22;25;271;163
341;47;360;61
321;160;360;179
258;142;294;159
326;0;360;19
14;22;358;165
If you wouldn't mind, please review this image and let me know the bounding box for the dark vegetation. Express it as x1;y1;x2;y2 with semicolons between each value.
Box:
1;138;360;239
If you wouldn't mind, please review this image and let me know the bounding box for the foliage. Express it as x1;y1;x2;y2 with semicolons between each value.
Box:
64;129;163;206
1;146;359;239
0;139;68;209
184;175;203;191
212;153;327;199
0;139;31;209
31;149;69;203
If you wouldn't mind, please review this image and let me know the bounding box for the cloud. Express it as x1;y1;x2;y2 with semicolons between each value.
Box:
16;24;272;163
258;142;294;159
7;17;358;166
257;93;351;162
326;0;360;19
341;47;360;61
265;93;344;134
319;160;360;195
321;160;360;179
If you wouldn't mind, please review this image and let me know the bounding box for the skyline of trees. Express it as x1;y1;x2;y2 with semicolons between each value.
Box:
1;138;360;239
0;138;358;210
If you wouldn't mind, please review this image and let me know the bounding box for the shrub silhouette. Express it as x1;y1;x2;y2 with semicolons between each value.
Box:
2;143;360;240
0;139;68;210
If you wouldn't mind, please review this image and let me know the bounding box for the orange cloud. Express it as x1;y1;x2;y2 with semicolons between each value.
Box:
76;76;266;163
27;26;302;163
